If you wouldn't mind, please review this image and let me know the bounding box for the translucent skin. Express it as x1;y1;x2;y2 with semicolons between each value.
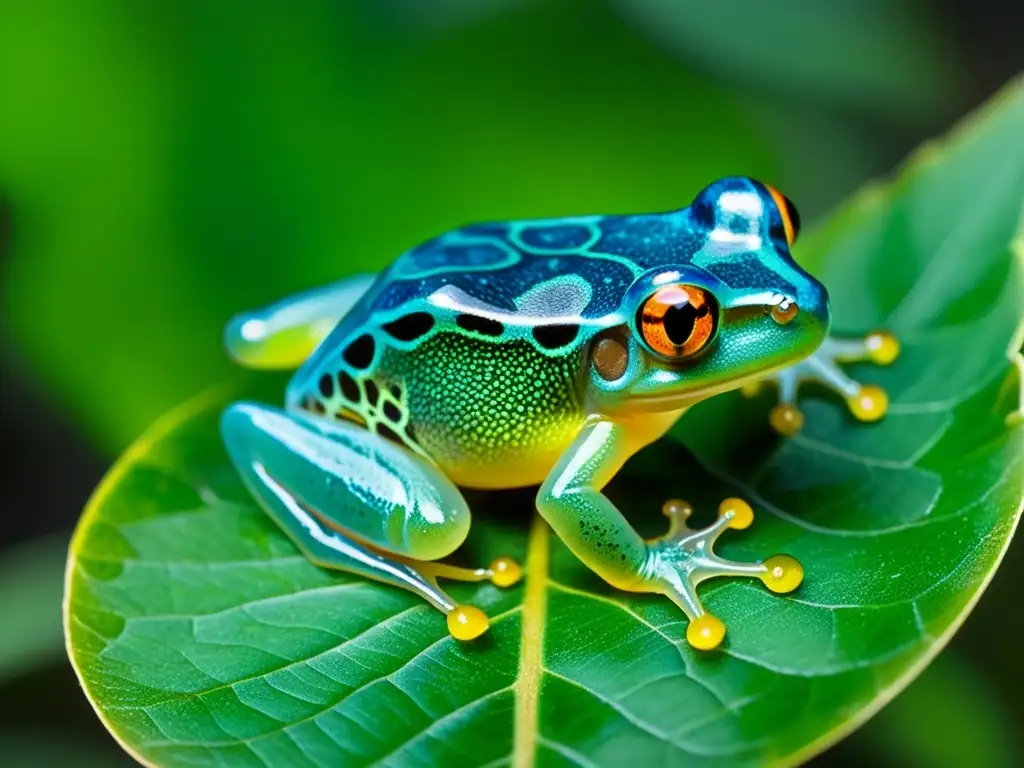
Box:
221;176;894;648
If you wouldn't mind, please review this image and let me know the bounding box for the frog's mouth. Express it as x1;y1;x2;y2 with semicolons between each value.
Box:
632;361;795;409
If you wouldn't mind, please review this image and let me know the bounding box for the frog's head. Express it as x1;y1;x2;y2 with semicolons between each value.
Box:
588;177;829;413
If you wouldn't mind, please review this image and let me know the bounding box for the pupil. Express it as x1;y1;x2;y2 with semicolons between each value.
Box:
664;302;698;346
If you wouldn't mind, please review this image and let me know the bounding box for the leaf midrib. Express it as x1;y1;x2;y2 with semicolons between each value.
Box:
513;515;550;768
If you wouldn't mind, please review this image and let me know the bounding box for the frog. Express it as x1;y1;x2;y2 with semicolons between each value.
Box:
220;176;898;651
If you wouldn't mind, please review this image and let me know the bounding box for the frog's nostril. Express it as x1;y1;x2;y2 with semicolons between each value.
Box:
771;299;798;325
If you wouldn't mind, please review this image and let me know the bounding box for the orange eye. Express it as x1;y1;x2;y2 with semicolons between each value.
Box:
638;284;718;359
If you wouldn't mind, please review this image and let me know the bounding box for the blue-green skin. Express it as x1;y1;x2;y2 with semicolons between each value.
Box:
221;176;830;641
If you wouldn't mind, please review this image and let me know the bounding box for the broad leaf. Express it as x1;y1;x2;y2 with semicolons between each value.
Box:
65;81;1024;766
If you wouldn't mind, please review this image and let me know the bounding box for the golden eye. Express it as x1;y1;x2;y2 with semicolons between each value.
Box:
638;285;718;359
765;184;801;247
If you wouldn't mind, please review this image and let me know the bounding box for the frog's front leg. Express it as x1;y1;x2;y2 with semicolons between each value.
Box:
221;402;521;640
537;419;801;650
744;330;901;435
224;273;378;370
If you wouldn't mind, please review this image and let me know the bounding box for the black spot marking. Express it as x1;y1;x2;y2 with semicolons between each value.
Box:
318;373;334;399
390;384;402;400
456;313;504;337
404;423;418;443
533;324;579;349
383;312;435;342
343;334;375;369
376;422;403;444
310;399;326;415
691;197;715;231
383;401;402;423
338;371;360;402
364;380;380;407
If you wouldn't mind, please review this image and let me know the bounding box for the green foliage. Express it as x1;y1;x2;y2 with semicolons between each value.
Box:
0;536;68;683
614;0;960;123
855;654;1015;768
0;0;774;452
64;81;1024;766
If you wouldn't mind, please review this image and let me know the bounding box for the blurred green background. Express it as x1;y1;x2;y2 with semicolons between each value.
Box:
0;1;1021;765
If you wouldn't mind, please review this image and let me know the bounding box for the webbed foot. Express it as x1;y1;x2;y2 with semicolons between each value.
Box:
743;330;900;435
645;498;802;650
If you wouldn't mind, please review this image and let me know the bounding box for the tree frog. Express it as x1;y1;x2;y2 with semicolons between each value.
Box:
221;177;898;650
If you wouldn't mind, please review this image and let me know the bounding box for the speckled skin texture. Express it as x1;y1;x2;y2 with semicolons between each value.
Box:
221;176;867;647
384;335;586;485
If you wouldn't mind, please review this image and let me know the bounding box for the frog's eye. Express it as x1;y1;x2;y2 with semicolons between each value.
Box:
764;184;801;247
638;285;719;359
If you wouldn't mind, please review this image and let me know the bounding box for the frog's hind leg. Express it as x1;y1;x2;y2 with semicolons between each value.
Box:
224;273;378;370
743;330;900;435
221;402;520;639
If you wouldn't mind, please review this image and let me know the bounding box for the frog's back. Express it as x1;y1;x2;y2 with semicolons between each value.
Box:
285;210;705;487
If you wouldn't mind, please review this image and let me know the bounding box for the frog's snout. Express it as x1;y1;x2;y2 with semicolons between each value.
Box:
765;281;829;358
776;278;830;338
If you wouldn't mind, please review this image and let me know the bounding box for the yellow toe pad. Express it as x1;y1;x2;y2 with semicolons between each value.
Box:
687;614;726;650
447;605;489;640
866;331;900;365
847;385;888;421
760;555;804;593
489;556;523;588
719;498;753;529
770;403;805;436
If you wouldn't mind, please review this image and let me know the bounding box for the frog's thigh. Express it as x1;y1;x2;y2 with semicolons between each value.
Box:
225;273;378;370
221;403;521;639
222;401;470;562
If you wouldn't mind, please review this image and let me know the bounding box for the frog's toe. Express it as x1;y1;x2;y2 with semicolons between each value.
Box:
827;329;901;366
447;604;490;640
647;497;803;650
754;330;899;433
864;330;900;365
759;555;804;593
846;384;889;422
718;497;754;529
660;498;693;538
686;614;726;651
740;380;765;398
487;556;523;587
769;402;805;436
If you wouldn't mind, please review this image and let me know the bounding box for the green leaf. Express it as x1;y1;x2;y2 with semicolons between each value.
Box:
0;0;774;452
613;0;961;124
64;80;1024;767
